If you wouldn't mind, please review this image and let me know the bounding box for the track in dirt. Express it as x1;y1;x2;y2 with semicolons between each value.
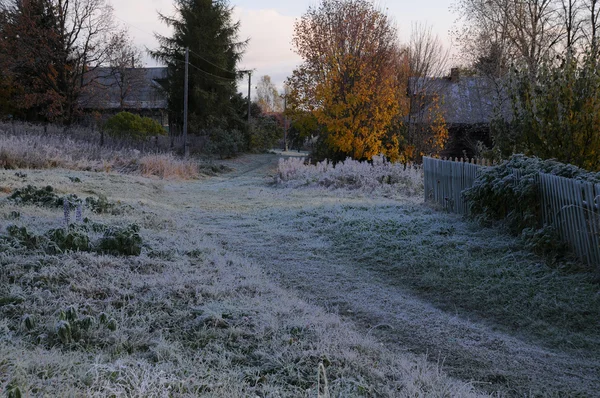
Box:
178;153;600;397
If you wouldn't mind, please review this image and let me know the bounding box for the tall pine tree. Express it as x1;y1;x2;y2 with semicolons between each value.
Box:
151;0;247;134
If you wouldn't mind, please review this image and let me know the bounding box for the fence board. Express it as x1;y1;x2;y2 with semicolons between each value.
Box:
538;173;600;269
424;158;600;270
423;157;484;215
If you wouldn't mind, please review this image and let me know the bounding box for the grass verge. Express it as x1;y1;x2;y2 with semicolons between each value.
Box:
291;203;600;354
0;175;484;397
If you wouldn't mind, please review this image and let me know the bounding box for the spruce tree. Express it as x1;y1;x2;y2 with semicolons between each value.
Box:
151;0;247;134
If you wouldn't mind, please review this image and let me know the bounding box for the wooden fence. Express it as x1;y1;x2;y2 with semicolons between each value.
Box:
423;157;486;214
539;173;600;266
423;156;600;269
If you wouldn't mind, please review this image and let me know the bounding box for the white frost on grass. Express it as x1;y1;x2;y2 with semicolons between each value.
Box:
0;165;485;397
276;155;424;199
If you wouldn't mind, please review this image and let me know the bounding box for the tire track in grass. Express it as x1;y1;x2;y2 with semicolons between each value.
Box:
179;154;600;397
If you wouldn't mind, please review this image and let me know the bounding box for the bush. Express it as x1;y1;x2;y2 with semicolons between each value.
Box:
276;155;424;198
500;54;600;171
463;155;600;257
1;222;143;256
46;227;91;253
204;128;244;159
248;115;282;152
104;112;166;140
9;185;59;207
9;185;121;214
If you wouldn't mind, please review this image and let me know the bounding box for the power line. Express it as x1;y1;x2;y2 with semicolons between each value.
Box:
171;58;237;82
114;15;155;38
188;48;236;76
188;62;237;82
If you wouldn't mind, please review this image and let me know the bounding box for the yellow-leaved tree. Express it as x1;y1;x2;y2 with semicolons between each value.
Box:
286;0;404;161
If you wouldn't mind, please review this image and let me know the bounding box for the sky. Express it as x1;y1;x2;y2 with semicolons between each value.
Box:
111;0;458;94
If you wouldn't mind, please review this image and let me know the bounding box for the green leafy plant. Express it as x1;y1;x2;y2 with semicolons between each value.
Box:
53;306;103;345
5;225;42;250
8;185;121;216
45;227;91;253
2;221;144;256
104;112;166;140
9;185;59;207
84;195;117;214
96;224;143;256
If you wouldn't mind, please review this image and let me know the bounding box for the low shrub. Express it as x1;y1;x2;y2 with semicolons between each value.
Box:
1;223;143;256
46;227;91;253
463;155;600;259
204;128;244;159
96;224;143;256
104;112;166;140
9;185;60;207
463;155;600;232
8;185;121;214
248;115;282;152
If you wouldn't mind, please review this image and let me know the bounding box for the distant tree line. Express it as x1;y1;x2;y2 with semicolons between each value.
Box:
453;0;600;171
0;0;282;155
0;0;139;124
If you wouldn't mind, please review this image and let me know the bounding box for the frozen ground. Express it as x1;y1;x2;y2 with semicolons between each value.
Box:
1;152;598;396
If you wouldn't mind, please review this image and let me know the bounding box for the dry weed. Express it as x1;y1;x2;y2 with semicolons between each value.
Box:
139;154;200;180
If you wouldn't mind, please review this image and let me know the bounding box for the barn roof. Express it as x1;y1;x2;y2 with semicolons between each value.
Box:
79;67;168;111
409;72;509;125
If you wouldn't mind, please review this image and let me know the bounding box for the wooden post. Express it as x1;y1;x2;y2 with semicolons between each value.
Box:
183;47;189;158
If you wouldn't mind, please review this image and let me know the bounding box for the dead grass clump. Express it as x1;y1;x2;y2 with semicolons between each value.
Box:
0;125;212;180
138;154;200;180
276;155;424;199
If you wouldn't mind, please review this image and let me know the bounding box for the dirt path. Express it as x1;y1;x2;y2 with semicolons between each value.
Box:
164;153;599;397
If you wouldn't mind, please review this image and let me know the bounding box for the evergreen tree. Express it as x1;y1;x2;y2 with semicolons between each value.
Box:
151;0;247;134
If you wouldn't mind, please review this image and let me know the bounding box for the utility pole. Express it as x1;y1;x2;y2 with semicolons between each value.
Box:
247;71;252;122
183;47;189;158
238;70;253;121
281;93;288;151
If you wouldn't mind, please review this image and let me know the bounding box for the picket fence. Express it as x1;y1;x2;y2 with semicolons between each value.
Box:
423;157;600;269
423;157;487;214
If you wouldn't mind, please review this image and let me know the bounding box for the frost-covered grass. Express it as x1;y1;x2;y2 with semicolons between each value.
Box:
3;152;598;397
286;204;600;354
0;168;485;397
276;155;600;354
276;156;423;199
0;123;204;180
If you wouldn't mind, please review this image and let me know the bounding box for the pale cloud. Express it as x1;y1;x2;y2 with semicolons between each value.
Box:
110;0;175;66
234;7;303;92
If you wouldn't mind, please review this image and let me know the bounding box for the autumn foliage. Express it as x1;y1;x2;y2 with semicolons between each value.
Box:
287;0;409;161
0;0;126;124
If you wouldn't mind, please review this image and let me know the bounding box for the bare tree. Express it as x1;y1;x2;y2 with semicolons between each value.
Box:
406;22;450;159
105;31;146;110
0;0;121;123
582;0;600;53
256;75;282;113
453;0;564;71
408;22;449;78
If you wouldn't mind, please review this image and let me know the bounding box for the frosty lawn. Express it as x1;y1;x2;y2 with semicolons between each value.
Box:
0;153;598;396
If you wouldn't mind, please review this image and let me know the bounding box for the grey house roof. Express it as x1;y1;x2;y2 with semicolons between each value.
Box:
409;73;508;125
79;67;168;111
